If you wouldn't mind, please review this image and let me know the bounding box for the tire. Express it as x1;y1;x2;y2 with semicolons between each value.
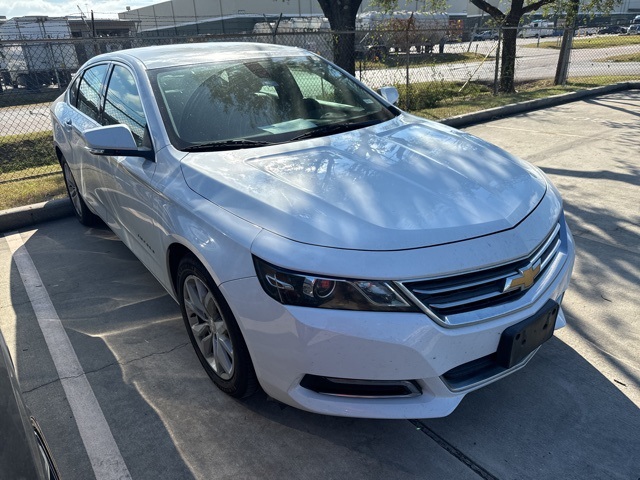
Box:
177;255;258;398
61;160;100;226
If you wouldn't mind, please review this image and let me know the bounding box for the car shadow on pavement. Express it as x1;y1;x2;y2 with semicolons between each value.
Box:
240;336;640;480
584;94;640;119
6;220;196;480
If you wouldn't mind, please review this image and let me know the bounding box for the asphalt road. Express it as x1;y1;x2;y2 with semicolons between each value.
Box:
0;104;51;136
359;36;640;87
0;91;639;480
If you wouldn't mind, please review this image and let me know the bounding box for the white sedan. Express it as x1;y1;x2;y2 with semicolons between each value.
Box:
50;43;574;419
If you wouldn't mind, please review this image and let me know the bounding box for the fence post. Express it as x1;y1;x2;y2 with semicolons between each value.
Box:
554;27;574;86
493;28;502;95
405;13;413;111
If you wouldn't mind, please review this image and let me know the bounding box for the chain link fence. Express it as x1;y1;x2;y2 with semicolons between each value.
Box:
1;28;639;207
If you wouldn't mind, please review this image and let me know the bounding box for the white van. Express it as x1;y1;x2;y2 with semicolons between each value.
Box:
520;20;554;38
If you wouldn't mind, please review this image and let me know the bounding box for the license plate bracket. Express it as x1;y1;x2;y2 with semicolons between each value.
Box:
496;300;559;369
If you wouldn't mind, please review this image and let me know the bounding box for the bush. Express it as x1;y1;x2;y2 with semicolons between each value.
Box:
396;81;492;110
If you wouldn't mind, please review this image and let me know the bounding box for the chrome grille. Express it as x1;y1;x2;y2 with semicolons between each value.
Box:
400;223;562;323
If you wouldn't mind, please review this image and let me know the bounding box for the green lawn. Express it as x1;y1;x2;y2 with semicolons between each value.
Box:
0;174;66;211
407;76;639;121
530;35;640;49
357;52;489;70
409;80;573;120
0;130;64;211
0;131;58;175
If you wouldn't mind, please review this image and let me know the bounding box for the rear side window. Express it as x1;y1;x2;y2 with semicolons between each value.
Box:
103;65;148;147
77;64;108;122
68;75;80;106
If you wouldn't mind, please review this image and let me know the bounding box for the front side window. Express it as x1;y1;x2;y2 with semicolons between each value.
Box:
149;55;397;151
76;64;108;122
103;65;148;147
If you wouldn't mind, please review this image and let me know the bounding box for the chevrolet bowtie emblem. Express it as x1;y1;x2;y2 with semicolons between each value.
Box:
503;259;541;293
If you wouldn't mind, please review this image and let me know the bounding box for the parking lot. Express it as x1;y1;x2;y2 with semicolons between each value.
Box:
1;91;639;479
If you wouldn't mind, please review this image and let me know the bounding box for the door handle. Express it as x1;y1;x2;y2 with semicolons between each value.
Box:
64;119;73;130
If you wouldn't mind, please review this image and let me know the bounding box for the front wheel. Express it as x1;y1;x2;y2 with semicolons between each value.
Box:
61;160;99;226
177;255;258;398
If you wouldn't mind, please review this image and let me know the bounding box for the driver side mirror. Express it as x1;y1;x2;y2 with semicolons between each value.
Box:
378;86;399;106
83;124;155;161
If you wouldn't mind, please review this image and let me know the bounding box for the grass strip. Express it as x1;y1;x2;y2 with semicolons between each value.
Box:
0;131;57;175
406;76;639;121
0;173;66;211
357;52;488;70
530;35;640;49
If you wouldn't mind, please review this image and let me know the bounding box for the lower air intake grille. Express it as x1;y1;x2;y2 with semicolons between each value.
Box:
300;375;422;398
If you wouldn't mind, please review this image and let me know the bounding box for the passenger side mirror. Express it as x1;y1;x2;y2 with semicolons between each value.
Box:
83;124;155;161
378;86;399;106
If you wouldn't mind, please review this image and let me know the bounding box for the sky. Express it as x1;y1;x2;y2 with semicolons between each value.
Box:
2;0;157;20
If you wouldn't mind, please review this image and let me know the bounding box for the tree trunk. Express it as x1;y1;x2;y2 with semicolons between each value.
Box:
499;23;518;93
332;31;357;76
317;0;361;76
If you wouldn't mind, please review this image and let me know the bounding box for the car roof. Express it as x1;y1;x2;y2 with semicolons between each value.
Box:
90;42;308;70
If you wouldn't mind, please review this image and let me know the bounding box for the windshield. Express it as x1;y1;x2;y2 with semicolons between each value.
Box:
148;54;398;150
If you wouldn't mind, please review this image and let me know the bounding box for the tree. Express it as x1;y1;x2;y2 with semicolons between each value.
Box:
373;0;618;93
317;0;363;76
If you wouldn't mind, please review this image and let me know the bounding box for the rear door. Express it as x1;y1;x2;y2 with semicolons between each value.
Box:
66;63;110;219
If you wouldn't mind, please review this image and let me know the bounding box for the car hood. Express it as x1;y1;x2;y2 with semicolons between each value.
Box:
180;116;547;251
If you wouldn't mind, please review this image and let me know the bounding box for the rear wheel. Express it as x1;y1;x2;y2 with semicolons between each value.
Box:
61;160;99;226
177;255;258;398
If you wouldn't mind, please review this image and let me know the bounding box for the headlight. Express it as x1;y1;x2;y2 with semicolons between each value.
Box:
253;257;419;312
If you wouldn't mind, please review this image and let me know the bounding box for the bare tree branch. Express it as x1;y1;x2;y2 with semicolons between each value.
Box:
469;0;505;20
522;0;556;14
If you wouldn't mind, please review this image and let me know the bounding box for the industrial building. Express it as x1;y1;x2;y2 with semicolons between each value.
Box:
117;0;640;37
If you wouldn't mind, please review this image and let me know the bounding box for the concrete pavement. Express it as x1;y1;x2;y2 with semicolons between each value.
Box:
0;90;638;479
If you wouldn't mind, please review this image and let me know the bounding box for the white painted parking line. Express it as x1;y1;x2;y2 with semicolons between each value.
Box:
5;231;132;480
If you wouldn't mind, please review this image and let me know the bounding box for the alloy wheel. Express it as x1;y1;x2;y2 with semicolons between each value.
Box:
183;274;234;380
63;163;83;217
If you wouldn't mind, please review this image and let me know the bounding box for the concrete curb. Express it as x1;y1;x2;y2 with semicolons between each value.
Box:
442;82;640;128
1;82;638;233
0;198;73;233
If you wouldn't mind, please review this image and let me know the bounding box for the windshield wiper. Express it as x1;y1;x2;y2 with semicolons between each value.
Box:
288;120;381;142
183;138;274;152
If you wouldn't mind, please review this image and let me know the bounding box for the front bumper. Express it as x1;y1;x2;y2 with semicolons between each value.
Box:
220;227;574;419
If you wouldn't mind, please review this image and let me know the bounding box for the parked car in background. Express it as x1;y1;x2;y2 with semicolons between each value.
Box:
473;30;499;41
0;330;60;479
597;25;627;34
627;24;640;35
50;43;574;419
